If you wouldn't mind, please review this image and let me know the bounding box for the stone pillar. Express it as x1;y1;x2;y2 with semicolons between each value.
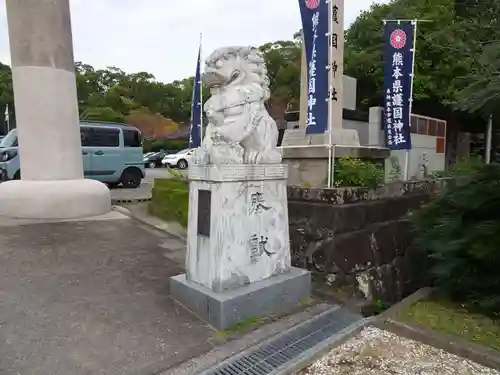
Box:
368;106;385;146
328;0;344;131
281;0;360;147
0;0;110;219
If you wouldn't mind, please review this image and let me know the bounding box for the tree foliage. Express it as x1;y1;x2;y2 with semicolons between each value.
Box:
345;0;478;110
454;42;500;119
0;0;498;136
410;163;500;316
125;110;179;139
0;39;302;136
343;0;500;131
259;40;301;109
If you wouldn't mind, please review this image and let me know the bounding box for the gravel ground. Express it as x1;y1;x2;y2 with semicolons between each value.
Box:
297;326;500;375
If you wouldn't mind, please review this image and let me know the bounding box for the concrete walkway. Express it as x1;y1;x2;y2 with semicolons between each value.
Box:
0;216;214;375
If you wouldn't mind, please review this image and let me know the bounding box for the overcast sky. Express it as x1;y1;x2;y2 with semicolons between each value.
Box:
0;0;388;83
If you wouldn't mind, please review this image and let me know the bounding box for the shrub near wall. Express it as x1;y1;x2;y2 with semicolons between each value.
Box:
148;178;189;227
411;163;500;317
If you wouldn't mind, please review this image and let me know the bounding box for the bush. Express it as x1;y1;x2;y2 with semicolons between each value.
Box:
148;178;189;227
410;163;500;317
431;156;484;178
143;139;187;153
334;157;384;188
448;155;484;177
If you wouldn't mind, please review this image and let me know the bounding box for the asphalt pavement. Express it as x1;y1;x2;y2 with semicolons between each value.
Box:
142;167;175;183
0;215;214;375
110;167;184;202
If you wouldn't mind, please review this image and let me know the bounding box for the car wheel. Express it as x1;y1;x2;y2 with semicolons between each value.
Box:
13;170;20;180
148;161;156;169
120;168;142;189
177;159;188;170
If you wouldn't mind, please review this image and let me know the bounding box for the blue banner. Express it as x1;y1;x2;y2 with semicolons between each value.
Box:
383;21;414;150
299;0;329;134
189;43;202;148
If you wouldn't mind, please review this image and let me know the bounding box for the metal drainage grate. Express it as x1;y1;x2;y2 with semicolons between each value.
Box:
198;307;363;375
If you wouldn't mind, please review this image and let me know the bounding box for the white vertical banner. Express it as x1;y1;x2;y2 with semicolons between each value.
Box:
327;0;344;187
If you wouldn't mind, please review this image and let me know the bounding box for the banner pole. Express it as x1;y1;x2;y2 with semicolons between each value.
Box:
199;32;203;144
404;19;418;180
327;0;334;188
486;113;492;164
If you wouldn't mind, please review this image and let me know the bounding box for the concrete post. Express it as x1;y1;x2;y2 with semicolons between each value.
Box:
0;0;110;219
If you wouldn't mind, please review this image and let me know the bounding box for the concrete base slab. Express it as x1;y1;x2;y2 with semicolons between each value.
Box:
170;267;311;330
0;179;111;219
0;207;128;227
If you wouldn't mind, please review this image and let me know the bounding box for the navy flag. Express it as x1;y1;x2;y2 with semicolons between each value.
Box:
299;0;329;134
383;21;414;150
189;40;202;148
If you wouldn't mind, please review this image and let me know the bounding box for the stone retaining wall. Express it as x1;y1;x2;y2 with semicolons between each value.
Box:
287;179;447;304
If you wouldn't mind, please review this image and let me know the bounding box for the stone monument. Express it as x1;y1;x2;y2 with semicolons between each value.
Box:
0;0;110;219
281;0;360;147
279;0;390;187
170;46;310;329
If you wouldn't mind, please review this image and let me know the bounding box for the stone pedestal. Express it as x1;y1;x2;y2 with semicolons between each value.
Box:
0;0;110;219
170;164;310;329
281;128;361;147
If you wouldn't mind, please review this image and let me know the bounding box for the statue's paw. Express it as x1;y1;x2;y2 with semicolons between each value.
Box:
209;142;244;165
243;150;259;164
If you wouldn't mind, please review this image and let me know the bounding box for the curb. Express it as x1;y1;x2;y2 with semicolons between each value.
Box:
112;205;187;241
376;319;500;370
374;287;500;371
377;287;435;321
111;197;152;205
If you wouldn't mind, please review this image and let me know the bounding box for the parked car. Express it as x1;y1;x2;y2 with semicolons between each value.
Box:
0;121;145;188
144;151;166;168
161;148;195;169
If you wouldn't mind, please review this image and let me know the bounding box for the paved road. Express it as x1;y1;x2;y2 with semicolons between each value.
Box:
0;217;213;375
142;167;174;183
110;167;185;202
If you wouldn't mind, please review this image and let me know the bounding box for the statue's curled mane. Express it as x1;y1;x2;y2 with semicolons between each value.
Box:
204;46;270;101
194;45;282;165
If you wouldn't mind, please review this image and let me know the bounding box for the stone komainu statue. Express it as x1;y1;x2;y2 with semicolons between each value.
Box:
194;46;282;165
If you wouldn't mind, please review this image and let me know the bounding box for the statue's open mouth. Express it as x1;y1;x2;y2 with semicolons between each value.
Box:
201;70;226;88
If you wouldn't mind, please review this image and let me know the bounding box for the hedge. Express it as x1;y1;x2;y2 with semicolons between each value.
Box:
148;178;189;227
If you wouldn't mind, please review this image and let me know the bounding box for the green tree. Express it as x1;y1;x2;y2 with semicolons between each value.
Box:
454;42;500;118
0;36;304;132
259;40;301;109
343;0;492;130
0;62;14;131
80;106;125;123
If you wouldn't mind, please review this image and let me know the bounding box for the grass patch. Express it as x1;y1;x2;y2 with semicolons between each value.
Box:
215;316;265;338
148;178;189;227
299;297;314;306
397;297;500;352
